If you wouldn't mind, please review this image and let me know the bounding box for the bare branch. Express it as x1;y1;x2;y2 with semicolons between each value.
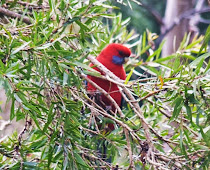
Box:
147;98;199;137
0;7;31;24
157;7;210;45
86;54;180;169
124;128;135;170
128;0;164;25
6;0;50;10
81;73;125;118
70;87;143;144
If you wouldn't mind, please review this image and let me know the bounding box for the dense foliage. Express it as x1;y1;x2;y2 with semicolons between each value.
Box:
0;0;209;169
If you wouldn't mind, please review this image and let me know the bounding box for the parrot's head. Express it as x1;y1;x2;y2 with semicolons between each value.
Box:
99;43;131;65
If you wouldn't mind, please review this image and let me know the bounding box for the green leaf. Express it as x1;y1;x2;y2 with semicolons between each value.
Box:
10;95;15;120
184;104;192;123
23;162;38;167
43;104;55;133
196;112;200;126
190;53;210;67
183;129;192;145
198;25;210;55
179;33;188;49
186;39;202;50
48;0;52;9
11;41;31;55
142;31;146;49
0;59;6;73
63;72;68;86
171;96;183;120
195;57;204;75
147;40;165;61
100;13;116;19
179;129;188;158
200;127;210;147
59;0;65;10
155;54;176;63
181;54;196;60
16;91;28;104
63;17;81;27
188;94;199;104
48;145;54;168
35;42;53;50
2;27;12;40
75;20;90;32
58;63;72;70
74;61;101;75
74;152;89;167
125;68;134;84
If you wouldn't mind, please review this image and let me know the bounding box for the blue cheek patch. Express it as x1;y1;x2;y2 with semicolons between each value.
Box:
112;56;125;65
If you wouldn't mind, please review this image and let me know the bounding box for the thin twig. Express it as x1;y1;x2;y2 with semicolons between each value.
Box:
70;87;143;144
6;0;50;9
124;128;135;170
122;86;178;145
147;98;198;137
129;0;164;25
155;149;206;160
87;55;180;146
80;73;125;118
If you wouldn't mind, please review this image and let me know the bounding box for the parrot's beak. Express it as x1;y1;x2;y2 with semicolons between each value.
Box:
124;57;129;63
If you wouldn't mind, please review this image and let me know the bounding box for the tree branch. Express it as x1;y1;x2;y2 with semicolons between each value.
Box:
0;7;31;24
157;7;210;45
124;128;135;170
129;0;164;25
80;72;125;118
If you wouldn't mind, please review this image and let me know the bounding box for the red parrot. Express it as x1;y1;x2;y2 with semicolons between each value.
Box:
87;44;131;162
87;43;131;111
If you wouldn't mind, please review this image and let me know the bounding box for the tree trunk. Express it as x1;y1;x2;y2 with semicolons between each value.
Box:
161;0;193;57
0;89;24;139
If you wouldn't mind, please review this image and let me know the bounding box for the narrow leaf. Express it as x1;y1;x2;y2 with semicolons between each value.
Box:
11;41;31;55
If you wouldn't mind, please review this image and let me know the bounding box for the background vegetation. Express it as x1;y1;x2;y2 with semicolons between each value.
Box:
0;0;209;169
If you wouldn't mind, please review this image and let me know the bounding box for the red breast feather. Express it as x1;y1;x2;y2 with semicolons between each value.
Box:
87;43;131;110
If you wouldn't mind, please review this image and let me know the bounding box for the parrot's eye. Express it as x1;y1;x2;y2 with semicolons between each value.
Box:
118;50;124;56
118;50;130;57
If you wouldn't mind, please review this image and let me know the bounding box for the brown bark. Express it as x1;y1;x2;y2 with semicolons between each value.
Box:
0;7;31;24
161;0;193;57
0;89;24;139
